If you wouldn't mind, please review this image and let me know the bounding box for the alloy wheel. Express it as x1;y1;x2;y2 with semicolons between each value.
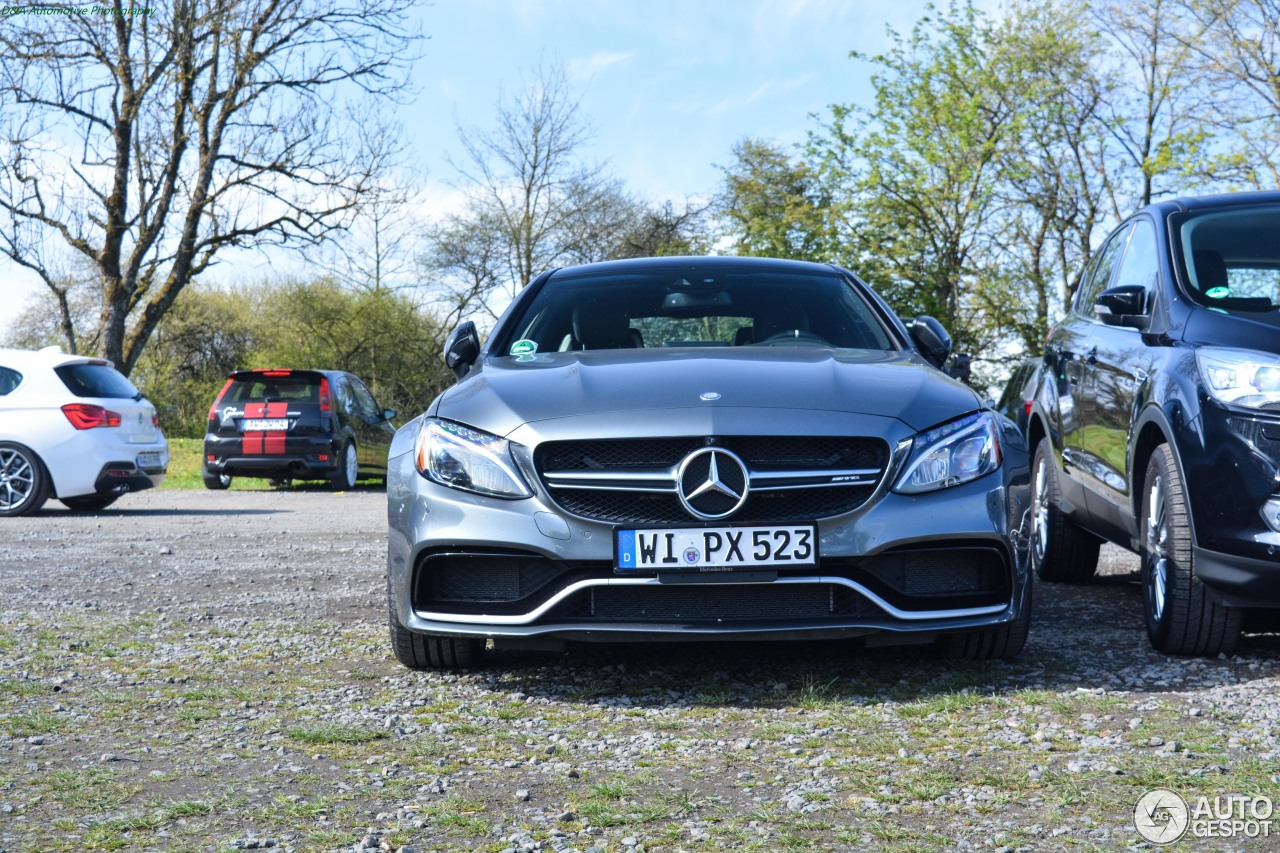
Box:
0;448;35;512
1032;455;1049;563
1145;474;1168;622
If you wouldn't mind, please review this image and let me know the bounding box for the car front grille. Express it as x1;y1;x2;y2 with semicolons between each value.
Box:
535;435;889;524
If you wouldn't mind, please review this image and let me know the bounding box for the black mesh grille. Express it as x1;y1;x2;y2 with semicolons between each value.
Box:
417;554;569;604
549;485;877;524
858;549;1007;600
549;583;875;622
538;436;887;471
536;435;888;523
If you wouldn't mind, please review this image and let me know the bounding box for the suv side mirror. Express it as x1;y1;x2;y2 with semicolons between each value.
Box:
444;321;481;380
1095;285;1150;330
382;408;397;422
909;316;952;369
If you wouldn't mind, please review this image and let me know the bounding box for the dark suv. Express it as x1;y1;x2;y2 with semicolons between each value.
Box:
203;369;396;490
1030;191;1280;655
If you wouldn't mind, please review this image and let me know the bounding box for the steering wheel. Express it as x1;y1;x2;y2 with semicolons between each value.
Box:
760;330;830;345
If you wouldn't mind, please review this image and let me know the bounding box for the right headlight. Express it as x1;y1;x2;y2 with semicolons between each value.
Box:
414;418;532;498
1197;347;1280;409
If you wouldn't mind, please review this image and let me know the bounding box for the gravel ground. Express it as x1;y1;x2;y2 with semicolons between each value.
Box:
2;488;1279;852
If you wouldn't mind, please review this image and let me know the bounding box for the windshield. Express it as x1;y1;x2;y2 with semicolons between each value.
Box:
496;265;897;355
1175;204;1280;312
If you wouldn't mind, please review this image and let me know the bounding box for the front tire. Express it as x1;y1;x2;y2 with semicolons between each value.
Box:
946;581;1032;661
1030;438;1100;582
61;494;120;512
0;442;51;517
330;441;358;491
1141;445;1240;656
387;586;484;670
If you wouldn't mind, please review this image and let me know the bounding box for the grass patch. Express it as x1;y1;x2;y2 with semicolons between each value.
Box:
286;723;389;745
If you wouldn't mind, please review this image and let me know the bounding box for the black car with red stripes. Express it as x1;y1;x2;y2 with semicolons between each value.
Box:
203;369;396;490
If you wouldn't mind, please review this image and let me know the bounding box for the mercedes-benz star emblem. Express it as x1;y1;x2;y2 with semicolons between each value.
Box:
676;447;750;520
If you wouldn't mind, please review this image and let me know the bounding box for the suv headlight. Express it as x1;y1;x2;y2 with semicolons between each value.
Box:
1196;347;1280;409
415;418;532;498
894;412;1002;494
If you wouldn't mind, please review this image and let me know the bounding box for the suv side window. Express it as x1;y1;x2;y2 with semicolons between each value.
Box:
1112;218;1159;307
1074;224;1131;317
0;367;21;396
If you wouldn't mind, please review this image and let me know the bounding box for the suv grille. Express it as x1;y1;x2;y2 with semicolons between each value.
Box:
536;436;889;524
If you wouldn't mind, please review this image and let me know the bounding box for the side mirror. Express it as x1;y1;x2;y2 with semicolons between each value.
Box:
443;321;481;380
382;408;397;422
1095;285;1150;329
909;315;952;369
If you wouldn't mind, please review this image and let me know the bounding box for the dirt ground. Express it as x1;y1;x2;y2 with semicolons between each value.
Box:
2;489;1279;852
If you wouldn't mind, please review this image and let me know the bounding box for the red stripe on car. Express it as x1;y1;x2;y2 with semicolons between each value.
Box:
243;432;264;454
263;433;286;454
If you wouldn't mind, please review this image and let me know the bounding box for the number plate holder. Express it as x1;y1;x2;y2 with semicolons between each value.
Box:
614;524;818;573
242;418;289;431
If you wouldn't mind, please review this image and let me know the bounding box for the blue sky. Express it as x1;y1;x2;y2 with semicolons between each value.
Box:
1;0;957;340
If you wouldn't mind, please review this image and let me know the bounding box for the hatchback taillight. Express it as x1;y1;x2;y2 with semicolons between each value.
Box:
208;378;234;422
319;377;332;414
62;403;122;430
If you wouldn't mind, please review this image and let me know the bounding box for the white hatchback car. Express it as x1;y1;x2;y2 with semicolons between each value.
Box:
0;347;169;516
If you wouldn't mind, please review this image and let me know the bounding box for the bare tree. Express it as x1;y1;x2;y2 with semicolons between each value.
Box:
423;62;633;319
1093;0;1213;210
1180;0;1280;188
0;0;422;374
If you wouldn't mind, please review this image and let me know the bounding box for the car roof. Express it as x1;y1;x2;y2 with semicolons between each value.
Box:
0;346;113;370
1142;189;1280;217
544;255;843;279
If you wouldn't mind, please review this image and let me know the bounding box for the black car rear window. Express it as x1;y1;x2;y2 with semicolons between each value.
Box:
225;376;320;403
54;363;141;399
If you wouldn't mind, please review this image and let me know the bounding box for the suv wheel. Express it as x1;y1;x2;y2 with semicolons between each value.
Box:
331;441;358;491
1142;445;1241;655
387;586;484;670
1030;438;1100;582
0;442;51;517
202;460;231;490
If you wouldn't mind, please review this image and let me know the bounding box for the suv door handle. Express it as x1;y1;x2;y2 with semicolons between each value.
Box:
1085;346;1098;366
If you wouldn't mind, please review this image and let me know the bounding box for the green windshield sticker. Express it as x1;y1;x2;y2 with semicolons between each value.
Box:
1205;286;1231;299
510;339;537;355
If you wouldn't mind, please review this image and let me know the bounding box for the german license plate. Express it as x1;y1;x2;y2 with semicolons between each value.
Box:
615;525;817;571
135;451;163;468
243;418;288;431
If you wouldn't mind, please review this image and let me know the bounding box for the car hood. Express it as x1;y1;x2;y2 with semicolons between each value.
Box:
435;349;980;436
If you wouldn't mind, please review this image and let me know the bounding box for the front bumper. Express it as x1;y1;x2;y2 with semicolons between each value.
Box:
204;435;338;479
387;447;1032;644
1180;407;1280;603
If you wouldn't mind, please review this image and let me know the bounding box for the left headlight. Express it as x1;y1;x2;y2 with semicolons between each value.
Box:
893;412;1002;494
415;418;532;499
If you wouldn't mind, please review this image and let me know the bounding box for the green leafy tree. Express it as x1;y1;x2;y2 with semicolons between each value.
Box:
714;138;841;261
